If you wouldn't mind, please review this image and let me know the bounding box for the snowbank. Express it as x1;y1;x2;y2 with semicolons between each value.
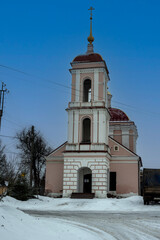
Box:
2;195;160;212
1;196;160;240
0;203;104;240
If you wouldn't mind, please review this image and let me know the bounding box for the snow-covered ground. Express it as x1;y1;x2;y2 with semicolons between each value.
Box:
1;196;160;240
2;195;160;212
0;197;109;240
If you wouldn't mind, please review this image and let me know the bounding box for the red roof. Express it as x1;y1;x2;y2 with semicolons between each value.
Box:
109;107;129;121
73;53;103;63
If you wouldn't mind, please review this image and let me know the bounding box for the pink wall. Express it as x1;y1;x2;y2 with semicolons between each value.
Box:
129;130;134;152
45;161;64;193
71;74;76;102
45;144;66;193
50;144;66;157
110;162;139;194
113;130;122;144
109;138;133;156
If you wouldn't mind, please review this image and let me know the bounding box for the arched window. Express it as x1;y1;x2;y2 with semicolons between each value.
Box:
82;118;91;143
83;79;91;102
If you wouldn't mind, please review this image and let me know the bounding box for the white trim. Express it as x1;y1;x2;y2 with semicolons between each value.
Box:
74;111;79;143
114;145;119;151
111;161;138;164
64;152;111;158
111;156;139;160
75;70;80;101
122;130;129;149
93;111;97;143
94;69;99;101
68;111;73;143
70;67;107;74
103;73;106;105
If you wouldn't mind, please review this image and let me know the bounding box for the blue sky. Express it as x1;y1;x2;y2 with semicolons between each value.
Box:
0;0;160;168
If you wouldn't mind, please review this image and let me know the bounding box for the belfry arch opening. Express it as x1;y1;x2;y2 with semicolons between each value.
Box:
83;79;91;102
82;118;91;143
77;167;92;193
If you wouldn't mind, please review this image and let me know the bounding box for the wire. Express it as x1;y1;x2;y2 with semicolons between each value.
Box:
0;64;73;91
5;151;19;155
0;63;110;102
0;134;17;139
0;65;31;76
3;117;23;128
1;63;160;117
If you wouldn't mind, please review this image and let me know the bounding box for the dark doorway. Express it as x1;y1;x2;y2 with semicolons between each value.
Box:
109;172;116;191
83;174;92;193
83;79;91;102
82;118;91;143
78;167;92;193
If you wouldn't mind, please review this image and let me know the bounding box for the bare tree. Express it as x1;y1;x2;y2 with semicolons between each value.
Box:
0;141;7;184
16;126;52;190
0;141;19;200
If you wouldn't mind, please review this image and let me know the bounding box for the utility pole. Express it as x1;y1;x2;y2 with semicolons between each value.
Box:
0;82;9;130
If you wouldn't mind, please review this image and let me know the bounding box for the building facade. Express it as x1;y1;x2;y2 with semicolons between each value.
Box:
45;14;142;198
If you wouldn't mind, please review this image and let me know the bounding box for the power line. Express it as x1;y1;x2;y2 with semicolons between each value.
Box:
5;151;19;155
0;63;113;102
0;64;31;76
0;64;73;91
0;134;17;139
1;63;160;118
3;117;23;128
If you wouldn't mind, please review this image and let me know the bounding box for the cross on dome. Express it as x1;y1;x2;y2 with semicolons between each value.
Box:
87;6;95;45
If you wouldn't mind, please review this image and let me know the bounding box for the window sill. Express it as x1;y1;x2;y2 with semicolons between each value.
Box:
80;142;91;145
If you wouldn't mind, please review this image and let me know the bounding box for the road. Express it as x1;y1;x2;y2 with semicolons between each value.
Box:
22;210;160;240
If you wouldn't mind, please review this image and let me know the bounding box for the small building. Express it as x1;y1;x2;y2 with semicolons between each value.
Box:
45;12;142;198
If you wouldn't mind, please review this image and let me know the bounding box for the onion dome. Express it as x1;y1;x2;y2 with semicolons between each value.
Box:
72;7;103;63
71;7;109;76
108;107;129;121
73;53;103;63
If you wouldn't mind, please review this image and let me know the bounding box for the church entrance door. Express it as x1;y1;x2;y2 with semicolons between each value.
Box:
78;167;92;193
83;173;92;193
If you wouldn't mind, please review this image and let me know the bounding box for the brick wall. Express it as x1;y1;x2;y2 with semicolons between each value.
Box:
63;157;109;198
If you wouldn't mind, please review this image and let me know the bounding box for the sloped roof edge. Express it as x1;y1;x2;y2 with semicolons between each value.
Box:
109;136;142;166
46;141;67;158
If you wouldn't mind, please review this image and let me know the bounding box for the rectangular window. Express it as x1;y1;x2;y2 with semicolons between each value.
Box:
109;172;116;191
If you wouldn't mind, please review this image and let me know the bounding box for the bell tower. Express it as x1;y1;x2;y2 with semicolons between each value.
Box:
63;8;111;198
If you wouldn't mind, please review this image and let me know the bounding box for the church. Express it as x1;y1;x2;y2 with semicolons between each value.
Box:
45;8;142;198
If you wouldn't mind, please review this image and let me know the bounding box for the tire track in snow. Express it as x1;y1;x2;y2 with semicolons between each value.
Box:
53;218;116;240
23;210;160;240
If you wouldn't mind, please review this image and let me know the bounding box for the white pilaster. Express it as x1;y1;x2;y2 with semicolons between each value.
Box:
103;73;106;104
74;111;79;143
122;130;129;149
68;111;73;143
93;110;97;143
133;135;137;153
99;110;106;143
94;69;99;101
75;70;80;102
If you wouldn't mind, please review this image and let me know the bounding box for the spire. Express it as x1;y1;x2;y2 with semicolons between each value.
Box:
87;7;95;54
